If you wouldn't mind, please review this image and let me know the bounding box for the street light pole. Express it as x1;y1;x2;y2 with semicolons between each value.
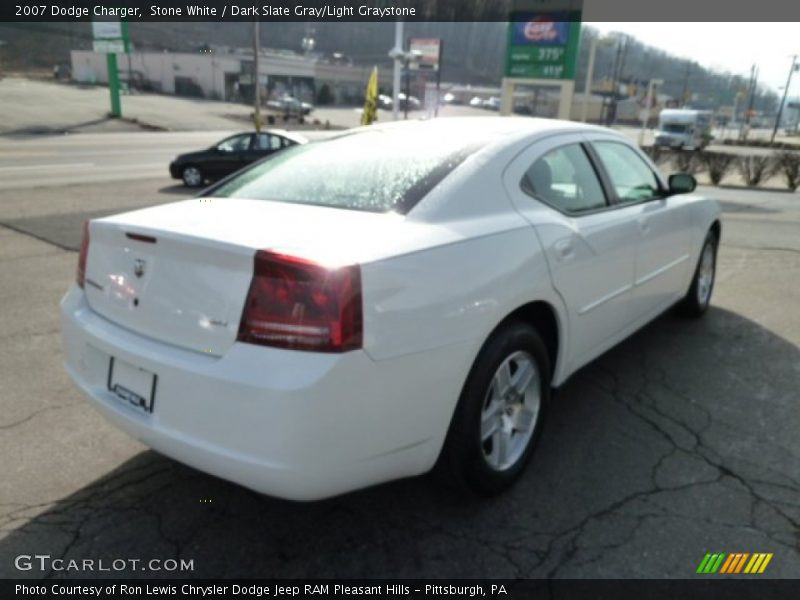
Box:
253;20;261;133
581;37;598;123
391;22;403;122
771;54;798;145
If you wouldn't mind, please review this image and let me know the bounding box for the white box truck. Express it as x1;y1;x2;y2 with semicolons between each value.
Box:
655;109;713;150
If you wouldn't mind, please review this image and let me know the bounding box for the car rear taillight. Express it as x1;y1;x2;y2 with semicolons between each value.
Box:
76;220;90;288
237;250;363;353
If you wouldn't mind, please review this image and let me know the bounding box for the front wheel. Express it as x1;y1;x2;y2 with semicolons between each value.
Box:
677;230;718;317
181;165;204;188
438;322;551;496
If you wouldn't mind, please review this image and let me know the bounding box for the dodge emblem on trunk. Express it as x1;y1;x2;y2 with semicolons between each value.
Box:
134;259;146;278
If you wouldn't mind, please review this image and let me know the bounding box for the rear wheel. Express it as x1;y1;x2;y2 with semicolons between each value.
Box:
438;322;551;496
677;230;718;317
182;165;204;188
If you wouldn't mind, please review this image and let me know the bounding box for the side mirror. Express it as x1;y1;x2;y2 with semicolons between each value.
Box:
668;173;696;195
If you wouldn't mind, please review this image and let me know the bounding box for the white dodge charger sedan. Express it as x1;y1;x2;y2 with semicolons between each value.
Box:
61;118;721;500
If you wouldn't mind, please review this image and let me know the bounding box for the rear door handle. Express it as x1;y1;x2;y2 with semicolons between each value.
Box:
638;218;651;234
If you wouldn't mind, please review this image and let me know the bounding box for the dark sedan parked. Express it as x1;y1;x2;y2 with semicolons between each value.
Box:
169;130;307;187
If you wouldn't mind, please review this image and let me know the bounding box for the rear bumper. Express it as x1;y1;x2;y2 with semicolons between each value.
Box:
169;162;181;179
60;285;472;500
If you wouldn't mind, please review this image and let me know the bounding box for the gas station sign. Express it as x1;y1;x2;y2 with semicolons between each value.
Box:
505;11;581;79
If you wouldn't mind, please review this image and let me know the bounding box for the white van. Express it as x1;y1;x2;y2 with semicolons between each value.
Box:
655;109;713;150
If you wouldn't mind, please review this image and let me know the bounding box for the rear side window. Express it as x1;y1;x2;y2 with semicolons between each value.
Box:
592;141;663;203
521;144;607;214
253;133;283;151
211;131;478;214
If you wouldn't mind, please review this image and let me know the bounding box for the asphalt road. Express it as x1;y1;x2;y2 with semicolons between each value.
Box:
0;138;798;579
0;131;234;191
0;130;340;194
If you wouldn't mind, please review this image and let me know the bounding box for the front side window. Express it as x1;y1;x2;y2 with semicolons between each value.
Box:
217;134;252;153
592;141;663;203
521;144;607;214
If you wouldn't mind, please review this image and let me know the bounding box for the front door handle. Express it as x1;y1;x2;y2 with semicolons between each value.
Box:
638;218;651;235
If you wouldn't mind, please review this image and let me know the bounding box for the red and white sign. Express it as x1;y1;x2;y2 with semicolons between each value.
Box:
409;38;441;71
523;19;559;42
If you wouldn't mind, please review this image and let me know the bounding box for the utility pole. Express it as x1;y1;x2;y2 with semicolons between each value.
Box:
639;78;663;145
680;60;692;106
606;34;629;126
253;20;261;132
122;20;131;92
434;40;443;118
404;54;410;120
771;54;798;144
606;35;623;125
612;35;629;125
581;36;599;122
582;36;614;122
741;64;758;141
729;92;740;140
106;53;121;117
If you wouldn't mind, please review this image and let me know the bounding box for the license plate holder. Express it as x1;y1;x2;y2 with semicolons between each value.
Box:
107;357;157;414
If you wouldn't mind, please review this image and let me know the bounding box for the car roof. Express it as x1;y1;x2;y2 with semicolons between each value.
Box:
348;116;615;150
229;129;308;144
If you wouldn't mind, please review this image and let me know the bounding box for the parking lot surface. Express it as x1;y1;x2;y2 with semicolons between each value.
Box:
0;139;798;578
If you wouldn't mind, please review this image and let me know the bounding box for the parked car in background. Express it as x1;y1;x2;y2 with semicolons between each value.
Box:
397;93;421;111
376;94;420;111
265;95;313;117
483;96;501;111
65;118;720;501
378;94;393;110
514;104;533;115
169;130;307;187
442;92;463;105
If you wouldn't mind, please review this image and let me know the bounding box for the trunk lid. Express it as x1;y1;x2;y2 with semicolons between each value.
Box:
84;198;458;355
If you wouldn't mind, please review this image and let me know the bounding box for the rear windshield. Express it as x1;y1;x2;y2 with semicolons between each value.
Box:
209;130;479;214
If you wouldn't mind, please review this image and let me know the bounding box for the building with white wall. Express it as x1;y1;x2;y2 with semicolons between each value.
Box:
70;49;391;105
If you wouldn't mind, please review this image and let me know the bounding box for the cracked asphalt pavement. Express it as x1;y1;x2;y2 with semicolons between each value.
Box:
0;170;798;579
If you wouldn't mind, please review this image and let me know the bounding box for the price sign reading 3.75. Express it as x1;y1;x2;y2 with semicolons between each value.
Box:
505;12;581;80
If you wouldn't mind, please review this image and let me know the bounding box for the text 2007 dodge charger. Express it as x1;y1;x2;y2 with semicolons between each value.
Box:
61;118;720;500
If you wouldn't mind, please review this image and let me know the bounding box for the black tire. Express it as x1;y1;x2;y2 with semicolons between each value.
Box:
677;230;718;317
181;165;204;188
437;321;551;496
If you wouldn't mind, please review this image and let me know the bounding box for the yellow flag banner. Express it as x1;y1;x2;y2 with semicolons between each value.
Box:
361;66;379;126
